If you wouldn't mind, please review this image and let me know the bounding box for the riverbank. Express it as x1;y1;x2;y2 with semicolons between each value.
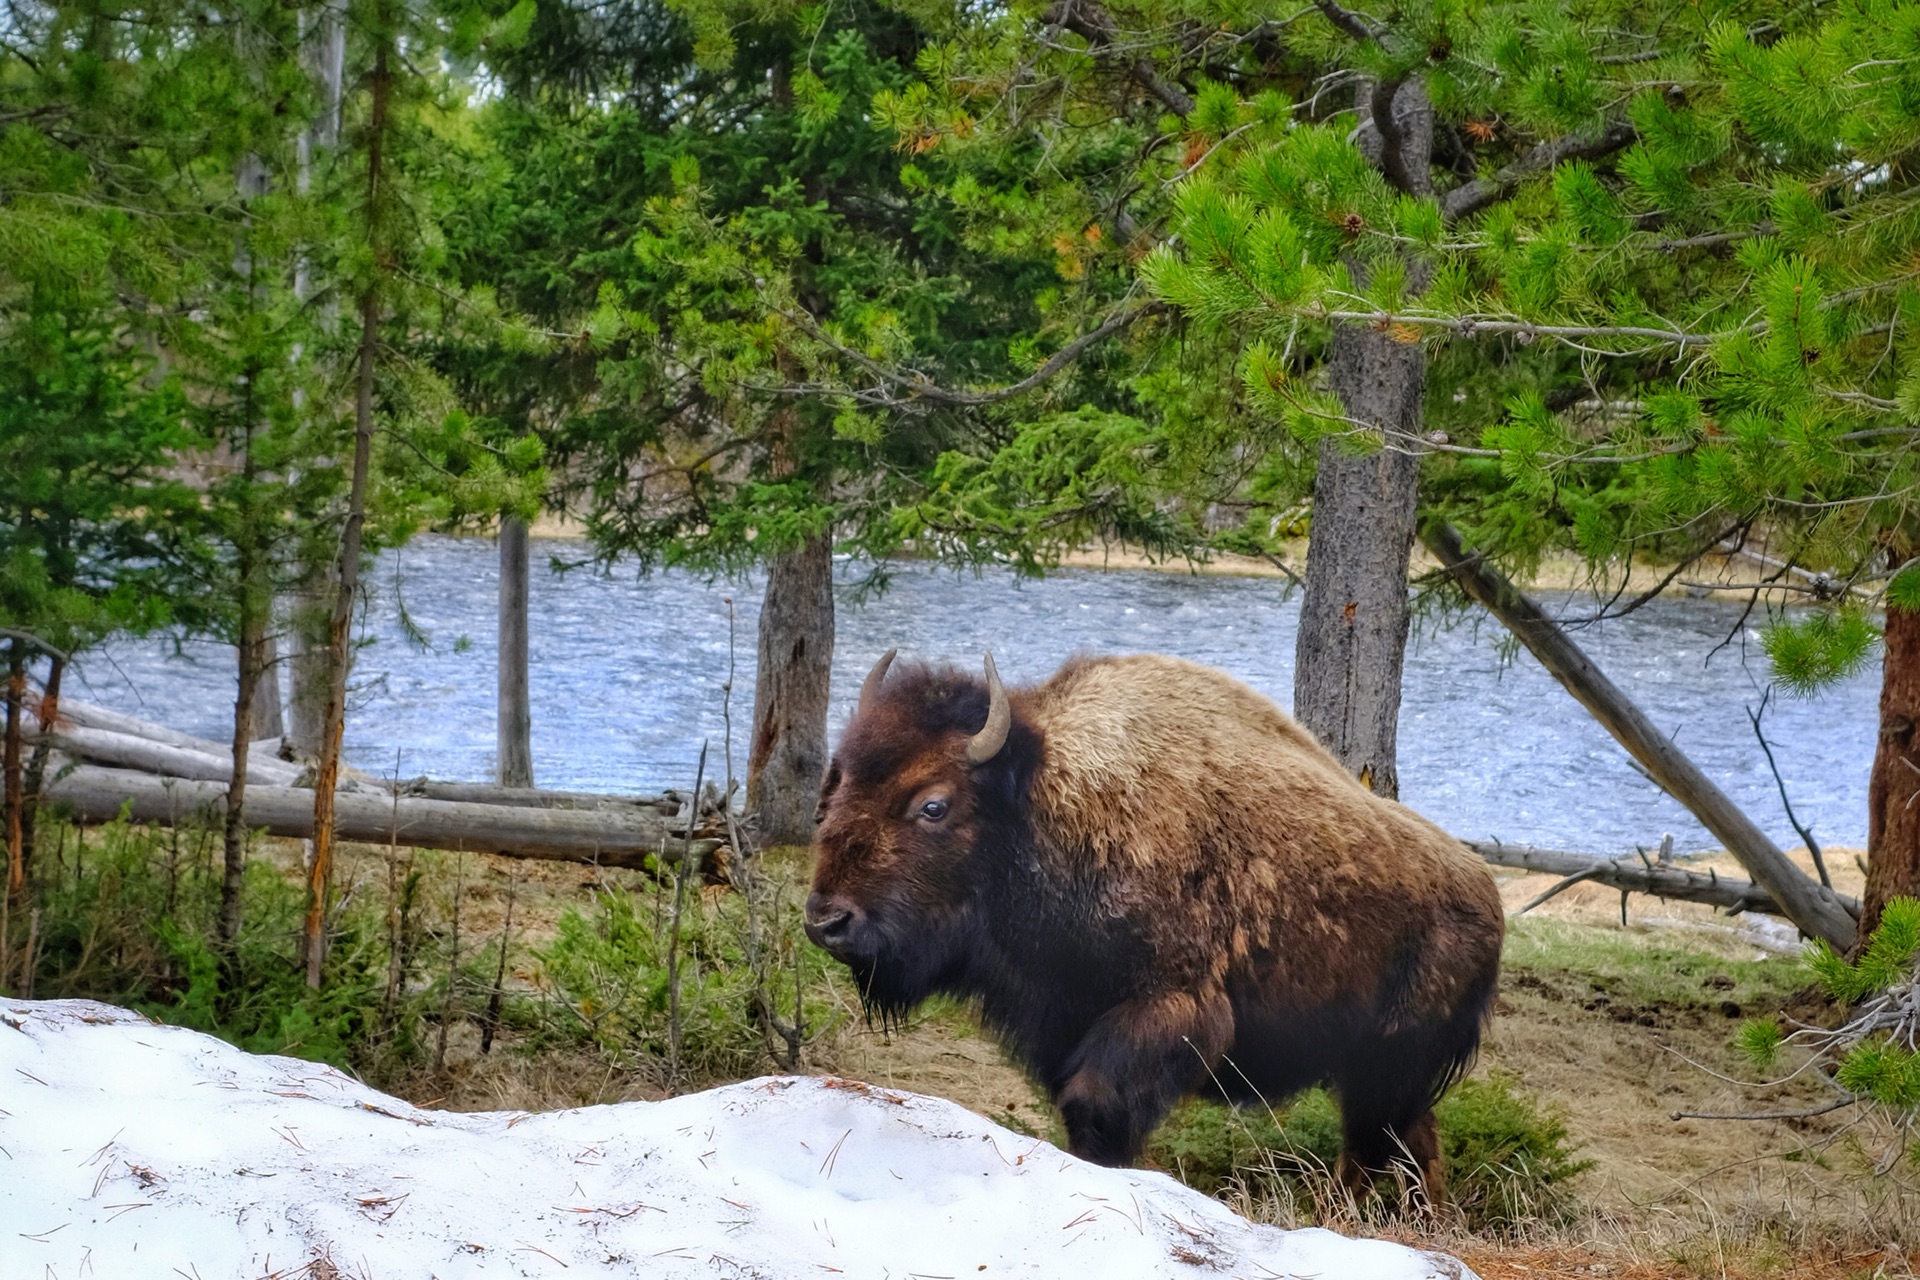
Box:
13;812;1911;1278
531;512;1841;605
337;835;1920;1277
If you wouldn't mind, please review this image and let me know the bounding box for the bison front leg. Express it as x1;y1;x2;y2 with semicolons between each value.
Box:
1055;989;1233;1166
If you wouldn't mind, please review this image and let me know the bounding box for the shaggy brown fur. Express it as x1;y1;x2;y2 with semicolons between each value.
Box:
805;653;1504;1205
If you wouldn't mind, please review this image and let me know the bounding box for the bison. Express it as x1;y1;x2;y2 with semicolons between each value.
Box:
804;650;1504;1204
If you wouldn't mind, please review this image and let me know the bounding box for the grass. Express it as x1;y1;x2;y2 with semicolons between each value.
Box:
7;817;1919;1274
1502;914;1815;1012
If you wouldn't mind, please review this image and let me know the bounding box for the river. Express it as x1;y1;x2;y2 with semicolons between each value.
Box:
68;534;1878;854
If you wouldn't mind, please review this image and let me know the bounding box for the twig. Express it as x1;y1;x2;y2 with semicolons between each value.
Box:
782;302;1161;407
435;852;464;1073
665;740;709;1095
0;629;71;662
1747;689;1831;889
1670;1098;1858;1122
481;865;518;1054
1510;866;1603;916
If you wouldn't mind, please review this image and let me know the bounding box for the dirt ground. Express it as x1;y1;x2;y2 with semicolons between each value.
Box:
311;835;1917;1278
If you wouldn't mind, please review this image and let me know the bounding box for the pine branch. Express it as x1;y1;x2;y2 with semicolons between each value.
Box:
782;302;1164;407
1311;0;1384;44
1318;309;1715;346
1440;119;1638;224
1043;0;1195;116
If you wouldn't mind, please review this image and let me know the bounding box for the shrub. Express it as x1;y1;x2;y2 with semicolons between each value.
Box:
1738;896;1920;1157
531;874;830;1083
1149;1075;1587;1231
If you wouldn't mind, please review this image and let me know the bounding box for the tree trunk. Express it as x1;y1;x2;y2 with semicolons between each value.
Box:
748;532;835;846
19;655;60;874
46;766;696;869
496;515;533;788
286;590;329;759
1293;343;1423;798
4;642;23;901
221;573;266;948
1863;599;1920;943
1292;81;1432;800
307;32;390;988
1468;840;1855;919
1424;519;1859;951
250;630;284;741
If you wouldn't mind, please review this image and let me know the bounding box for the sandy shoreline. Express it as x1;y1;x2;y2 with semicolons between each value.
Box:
525;514;1816;603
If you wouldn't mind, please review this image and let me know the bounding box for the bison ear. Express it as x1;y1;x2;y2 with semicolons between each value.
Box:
970;719;1041;814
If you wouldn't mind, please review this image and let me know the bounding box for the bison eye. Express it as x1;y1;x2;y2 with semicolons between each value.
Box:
917;798;949;822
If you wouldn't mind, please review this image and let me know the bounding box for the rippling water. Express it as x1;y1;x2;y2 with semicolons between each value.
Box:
68;534;1877;854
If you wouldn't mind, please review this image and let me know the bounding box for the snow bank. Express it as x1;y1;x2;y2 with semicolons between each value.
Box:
0;1000;1475;1279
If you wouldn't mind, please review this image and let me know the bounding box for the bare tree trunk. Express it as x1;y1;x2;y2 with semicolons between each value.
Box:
221;563;266;948
748;533;835;846
284;0;343;766
286;590;329;759
307;31;390;988
496;515;533;788
1292;82;1432;800
1424;520;1858;951
4;643;23;901
1863;596;1920;944
19;655;61;868
1293;417;1422;798
250;630;284;741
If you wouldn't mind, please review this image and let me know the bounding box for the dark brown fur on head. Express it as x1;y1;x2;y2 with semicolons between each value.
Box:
807;660;1042;1024
805;651;1504;1208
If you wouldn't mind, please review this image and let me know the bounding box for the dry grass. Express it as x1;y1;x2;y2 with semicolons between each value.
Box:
235;832;1920;1276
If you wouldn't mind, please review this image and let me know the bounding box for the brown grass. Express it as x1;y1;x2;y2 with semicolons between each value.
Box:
257;832;1918;1277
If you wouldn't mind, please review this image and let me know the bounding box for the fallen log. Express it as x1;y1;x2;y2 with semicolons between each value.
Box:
35;724;308;789
398;778;681;815
1467;839;1861;921
1425;521;1860;950
37;696;237;756
41;765;719;872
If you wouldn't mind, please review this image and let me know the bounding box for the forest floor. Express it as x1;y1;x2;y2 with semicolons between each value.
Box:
265;835;1914;1279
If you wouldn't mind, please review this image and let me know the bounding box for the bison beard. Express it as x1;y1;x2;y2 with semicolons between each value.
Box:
806;652;1504;1206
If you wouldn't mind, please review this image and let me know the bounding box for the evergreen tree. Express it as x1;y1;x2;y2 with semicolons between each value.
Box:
453;0;1067;842
0;0;216;922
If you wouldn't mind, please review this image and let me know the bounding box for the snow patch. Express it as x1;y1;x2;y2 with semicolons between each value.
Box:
0;999;1476;1278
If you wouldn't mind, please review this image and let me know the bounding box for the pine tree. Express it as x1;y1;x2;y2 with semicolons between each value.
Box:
0;0;215;930
453;0;1070;842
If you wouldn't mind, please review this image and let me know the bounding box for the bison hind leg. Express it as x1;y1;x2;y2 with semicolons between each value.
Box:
1334;1104;1445;1211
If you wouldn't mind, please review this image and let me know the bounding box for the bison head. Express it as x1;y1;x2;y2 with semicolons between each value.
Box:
805;650;1037;1020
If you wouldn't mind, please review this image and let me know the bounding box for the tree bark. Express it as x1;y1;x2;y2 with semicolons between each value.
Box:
221;570;267;948
307;31;390;988
286;590;330;759
4;643;23;901
496;515;533;788
35;726;302;787
249;630;284;742
748;532;835;846
1468;840;1857;919
1424;519;1858;950
1292;82;1432;800
1862;599;1920;943
45;766;692;869
1294;405;1422;798
19;655;61;865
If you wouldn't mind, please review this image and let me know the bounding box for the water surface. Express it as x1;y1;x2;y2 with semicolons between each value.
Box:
70;535;1877;854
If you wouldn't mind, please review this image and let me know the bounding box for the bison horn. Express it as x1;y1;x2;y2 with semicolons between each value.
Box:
858;648;898;719
966;652;1012;764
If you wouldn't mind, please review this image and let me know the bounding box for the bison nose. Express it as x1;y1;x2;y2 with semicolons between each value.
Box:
804;892;857;951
